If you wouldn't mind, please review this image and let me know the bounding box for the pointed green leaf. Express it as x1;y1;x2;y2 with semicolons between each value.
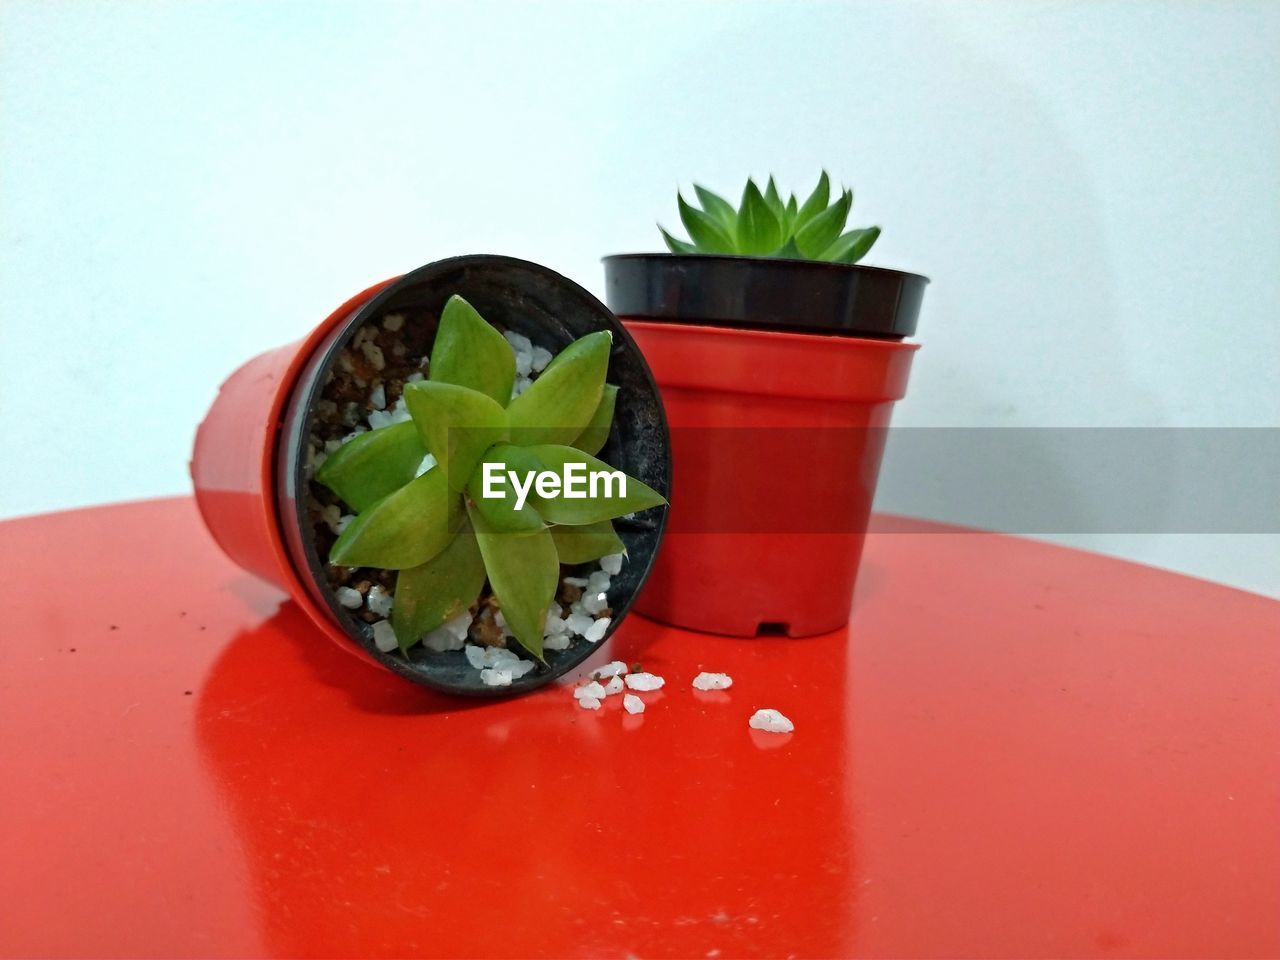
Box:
519;444;666;525
678;193;735;253
467;500;558;661
391;520;486;651
572;384;618;456
693;184;738;233
466;446;546;534
659;226;698;254
795;188;852;258
314;421;426;512
429;295;517;405
782;194;799;237
506;331;610;446
737;179;784;255
403;380;508;491
764;176;785;220
329;467;462;569
550;520;625;564
820;226;881;264
795;170;830;230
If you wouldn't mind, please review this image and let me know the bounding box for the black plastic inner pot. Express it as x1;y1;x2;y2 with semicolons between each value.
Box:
276;255;671;697
602;253;929;338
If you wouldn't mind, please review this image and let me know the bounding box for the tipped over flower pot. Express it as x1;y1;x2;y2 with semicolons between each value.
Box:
603;174;926;638
192;255;670;696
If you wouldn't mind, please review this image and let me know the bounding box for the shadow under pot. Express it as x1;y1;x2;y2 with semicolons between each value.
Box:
192;255;671;696
603;253;926;638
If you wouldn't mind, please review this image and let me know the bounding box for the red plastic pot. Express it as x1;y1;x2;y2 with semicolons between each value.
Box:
191;279;390;645
192;256;670;694
604;254;926;637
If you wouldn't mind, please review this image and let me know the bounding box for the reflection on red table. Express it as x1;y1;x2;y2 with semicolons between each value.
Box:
1;498;1276;958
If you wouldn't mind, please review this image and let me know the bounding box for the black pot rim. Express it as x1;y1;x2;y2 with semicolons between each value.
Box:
602;252;929;339
277;254;671;698
604;251;929;283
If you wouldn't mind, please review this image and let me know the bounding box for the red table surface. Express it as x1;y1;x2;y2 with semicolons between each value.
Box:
0;497;1276;959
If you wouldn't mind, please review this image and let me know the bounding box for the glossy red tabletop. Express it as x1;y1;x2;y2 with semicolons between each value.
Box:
1;498;1277;959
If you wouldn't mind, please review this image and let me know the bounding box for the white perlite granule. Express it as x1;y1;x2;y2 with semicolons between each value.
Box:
624;672;664;692
505;659;536;680
335;586;363;609
543;632;571;651
574;681;607;700
692;672;733;691
366;584;393;618
421;610;472;652
320;503;343;534
367;395;412;431
480;668;513;687
581;591;609;615
461;643;535;683
465;643;518;669
593;660;628;678
369;383;386;410
560;563;617;640
504;330;536;388
334;513;354;534
749;708;794;734
602;675;624;696
544;602;568;640
382;313;404;332
623;693;645;715
565;612;595;636
577;695;602;711
359;339;385;371
503;328;534;353
371;620;397;653
600;553;624;575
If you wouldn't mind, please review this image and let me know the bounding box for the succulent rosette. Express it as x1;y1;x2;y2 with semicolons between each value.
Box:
314;295;665;660
660;171;880;263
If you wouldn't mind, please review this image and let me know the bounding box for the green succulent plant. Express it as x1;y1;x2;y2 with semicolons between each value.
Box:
314;296;665;660
659;171;880;264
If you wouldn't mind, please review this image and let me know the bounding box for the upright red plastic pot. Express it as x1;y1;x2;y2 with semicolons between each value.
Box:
603;254;927;637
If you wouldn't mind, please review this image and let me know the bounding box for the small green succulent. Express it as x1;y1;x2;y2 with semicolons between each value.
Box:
314;296;665;660
659;171;880;264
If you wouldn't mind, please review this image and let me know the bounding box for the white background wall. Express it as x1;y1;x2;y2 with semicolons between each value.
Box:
2;1;1276;596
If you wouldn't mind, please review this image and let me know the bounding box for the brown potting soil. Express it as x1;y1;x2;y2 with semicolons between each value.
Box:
305;310;432;626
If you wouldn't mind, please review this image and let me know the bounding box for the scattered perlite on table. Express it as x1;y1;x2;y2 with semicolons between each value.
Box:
692;672;733;691
567;667;794;734
748;708;795;734
572;660;634;709
571;661;666;710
